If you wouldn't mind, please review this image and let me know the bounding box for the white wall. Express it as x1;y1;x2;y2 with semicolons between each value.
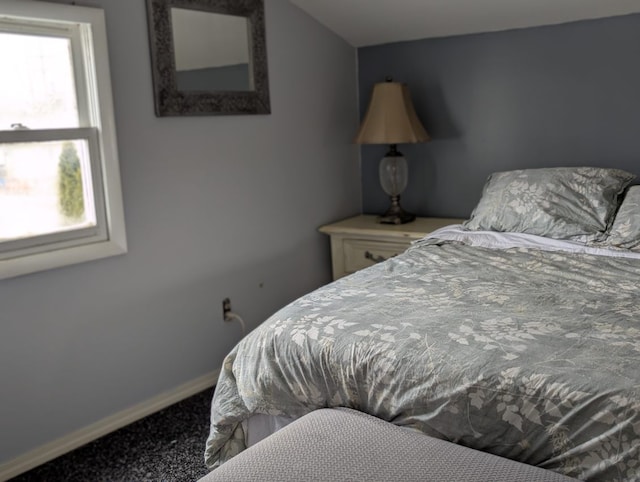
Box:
0;0;360;466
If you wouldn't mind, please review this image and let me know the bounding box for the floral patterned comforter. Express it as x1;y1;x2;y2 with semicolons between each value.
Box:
205;237;640;481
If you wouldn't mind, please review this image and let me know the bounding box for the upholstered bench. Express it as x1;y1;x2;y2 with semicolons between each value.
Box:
199;408;580;482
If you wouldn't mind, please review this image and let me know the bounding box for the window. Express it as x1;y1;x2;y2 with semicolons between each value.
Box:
0;1;126;279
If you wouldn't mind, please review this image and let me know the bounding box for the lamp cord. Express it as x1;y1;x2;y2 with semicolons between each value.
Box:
224;311;247;337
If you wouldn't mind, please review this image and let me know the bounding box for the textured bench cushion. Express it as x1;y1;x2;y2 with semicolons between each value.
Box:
199;408;579;482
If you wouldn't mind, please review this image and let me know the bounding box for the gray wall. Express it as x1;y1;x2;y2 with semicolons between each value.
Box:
0;0;360;464
176;64;251;92
358;14;640;219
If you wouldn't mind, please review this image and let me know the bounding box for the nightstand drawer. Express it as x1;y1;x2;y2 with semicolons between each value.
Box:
343;239;410;274
319;215;464;281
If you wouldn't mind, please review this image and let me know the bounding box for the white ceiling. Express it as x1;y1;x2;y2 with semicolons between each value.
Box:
289;0;640;47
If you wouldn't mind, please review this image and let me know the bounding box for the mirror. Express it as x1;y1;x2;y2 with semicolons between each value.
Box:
146;0;270;116
172;8;252;92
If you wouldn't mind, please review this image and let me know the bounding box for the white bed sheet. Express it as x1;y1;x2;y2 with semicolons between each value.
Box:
243;414;294;447
425;225;640;259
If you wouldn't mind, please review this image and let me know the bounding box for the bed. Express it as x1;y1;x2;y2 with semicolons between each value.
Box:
204;167;640;481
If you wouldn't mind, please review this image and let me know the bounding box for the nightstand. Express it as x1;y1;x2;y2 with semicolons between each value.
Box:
319;215;464;280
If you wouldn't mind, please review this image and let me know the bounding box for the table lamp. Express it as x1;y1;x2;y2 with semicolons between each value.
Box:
355;79;430;224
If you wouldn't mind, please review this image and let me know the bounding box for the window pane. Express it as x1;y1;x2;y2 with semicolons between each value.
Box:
0;32;80;130
0;140;96;243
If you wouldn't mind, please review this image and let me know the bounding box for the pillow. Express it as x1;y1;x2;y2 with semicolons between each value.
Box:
463;167;635;241
603;185;640;250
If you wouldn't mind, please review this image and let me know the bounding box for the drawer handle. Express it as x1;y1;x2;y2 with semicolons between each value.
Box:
364;251;388;263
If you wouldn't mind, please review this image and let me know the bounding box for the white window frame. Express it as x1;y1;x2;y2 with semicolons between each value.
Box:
0;0;127;280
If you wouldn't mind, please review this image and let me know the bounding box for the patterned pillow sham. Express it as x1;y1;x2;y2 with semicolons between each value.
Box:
463;167;635;241
603;185;640;250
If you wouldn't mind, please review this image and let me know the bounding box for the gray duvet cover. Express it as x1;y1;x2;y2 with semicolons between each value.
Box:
205;238;640;481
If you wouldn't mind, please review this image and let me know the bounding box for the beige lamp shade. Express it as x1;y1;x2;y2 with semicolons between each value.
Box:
355;81;430;145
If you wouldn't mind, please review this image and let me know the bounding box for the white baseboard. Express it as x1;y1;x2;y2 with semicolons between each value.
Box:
0;369;220;482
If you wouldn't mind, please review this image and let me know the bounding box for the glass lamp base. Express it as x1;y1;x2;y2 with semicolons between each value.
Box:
378;195;415;224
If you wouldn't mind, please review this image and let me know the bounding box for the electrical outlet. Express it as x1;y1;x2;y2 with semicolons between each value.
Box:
222;298;232;319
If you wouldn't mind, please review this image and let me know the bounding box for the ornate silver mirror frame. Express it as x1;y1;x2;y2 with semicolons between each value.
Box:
146;0;270;116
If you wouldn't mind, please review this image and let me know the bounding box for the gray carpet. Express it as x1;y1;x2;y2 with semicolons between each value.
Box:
9;387;214;482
